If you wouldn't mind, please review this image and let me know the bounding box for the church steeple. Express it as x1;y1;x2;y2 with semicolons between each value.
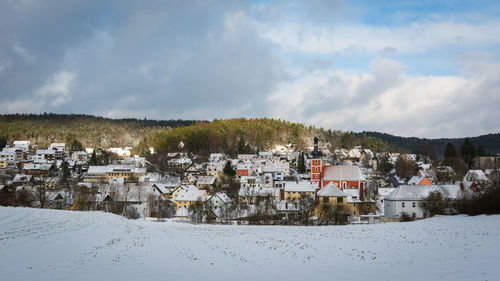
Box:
311;136;322;158
310;136;323;185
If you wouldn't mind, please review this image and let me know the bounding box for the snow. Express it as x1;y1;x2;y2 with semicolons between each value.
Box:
1;207;500;281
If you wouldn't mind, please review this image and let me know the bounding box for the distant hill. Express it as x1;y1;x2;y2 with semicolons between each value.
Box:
0;113;198;149
361;131;500;156
1;114;497;157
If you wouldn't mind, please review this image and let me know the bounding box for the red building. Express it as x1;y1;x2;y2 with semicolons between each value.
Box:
310;137;366;200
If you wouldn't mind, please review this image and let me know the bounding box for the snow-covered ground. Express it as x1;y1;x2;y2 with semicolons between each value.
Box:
1;207;499;281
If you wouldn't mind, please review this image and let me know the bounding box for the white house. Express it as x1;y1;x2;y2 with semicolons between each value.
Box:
384;185;462;219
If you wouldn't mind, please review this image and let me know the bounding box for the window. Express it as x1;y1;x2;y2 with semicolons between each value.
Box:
323;197;329;203
342;182;346;189
337;197;343;203
412;213;416;218
412;202;416;208
402;202;405;208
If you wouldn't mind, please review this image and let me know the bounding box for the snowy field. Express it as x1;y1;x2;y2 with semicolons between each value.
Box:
1;207;500;281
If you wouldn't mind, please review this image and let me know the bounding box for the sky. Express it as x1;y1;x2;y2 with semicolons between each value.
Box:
0;0;499;138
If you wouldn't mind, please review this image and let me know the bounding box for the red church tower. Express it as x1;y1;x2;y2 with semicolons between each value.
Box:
310;136;322;185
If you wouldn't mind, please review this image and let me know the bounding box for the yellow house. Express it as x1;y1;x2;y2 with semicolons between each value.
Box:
174;188;207;211
314;182;352;223
85;165;146;183
0;158;7;169
281;181;315;201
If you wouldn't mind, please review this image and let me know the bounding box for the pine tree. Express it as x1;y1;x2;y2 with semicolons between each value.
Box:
223;160;236;177
461;138;476;168
89;149;98;165
60;161;71;182
444;143;457;158
297;152;306;174
477;146;489;157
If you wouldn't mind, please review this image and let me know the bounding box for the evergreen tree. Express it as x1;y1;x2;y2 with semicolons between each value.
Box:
477;146;489;157
89;149;98;165
297;152;306;174
223;160;236;177
444;143;457;158
460;138;476;168
60;161;71;181
237;137;247;154
0;135;7;150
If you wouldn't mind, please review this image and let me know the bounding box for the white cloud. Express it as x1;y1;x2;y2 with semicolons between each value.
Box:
258;20;500;55
268;55;500;138
35;71;76;106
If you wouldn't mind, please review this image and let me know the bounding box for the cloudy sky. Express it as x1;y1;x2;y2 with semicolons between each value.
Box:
1;0;499;138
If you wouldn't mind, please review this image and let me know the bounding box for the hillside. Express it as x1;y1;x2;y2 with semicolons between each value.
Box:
0;114;393;154
0;114;197;149
362;131;500;156
1;207;499;281
2;114;498;156
134;118;393;156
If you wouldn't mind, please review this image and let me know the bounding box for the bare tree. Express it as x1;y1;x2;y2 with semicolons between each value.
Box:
188;200;204;223
297;196;316;225
34;182;47;209
420;191;446;217
395;156;418;182
318;202;333;225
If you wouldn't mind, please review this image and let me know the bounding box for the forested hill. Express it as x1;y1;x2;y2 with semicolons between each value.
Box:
0;114;198;148
361;131;500;156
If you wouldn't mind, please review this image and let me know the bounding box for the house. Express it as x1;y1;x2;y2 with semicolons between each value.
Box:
376;187;397;215
196;175;216;190
463;170;489;185
170;185;199;203
206;192;233;217
320;165;367;191
23;163;55;176
238;186;280;205
71;151;88;162
384;184;463;219
174;188;207;212
13;141;31;151
407;175;433;185
343;188;377;217
85;165;147;183
206;162;224;177
0;158;7;169
0;147;26;162
314;182;350;220
35;149;56;162
436;166;456;183
152;183;174;199
237;163;252;177
258;151;273;158
280;181;315;201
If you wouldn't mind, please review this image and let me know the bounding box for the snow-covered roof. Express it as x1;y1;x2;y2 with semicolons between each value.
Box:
283;181;315;192
317;182;347;197
175;189;206;202
407;176;426;185
377;187;397;197
196;175;216;185
87;165;146;174
464;170;489;182
322;165;366;181
210;192;233;204
238;186;279;197
153;183;172;194
384;185;462;201
343;189;362;203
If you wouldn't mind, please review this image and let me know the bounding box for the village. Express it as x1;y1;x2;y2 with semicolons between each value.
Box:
1;136;498;225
